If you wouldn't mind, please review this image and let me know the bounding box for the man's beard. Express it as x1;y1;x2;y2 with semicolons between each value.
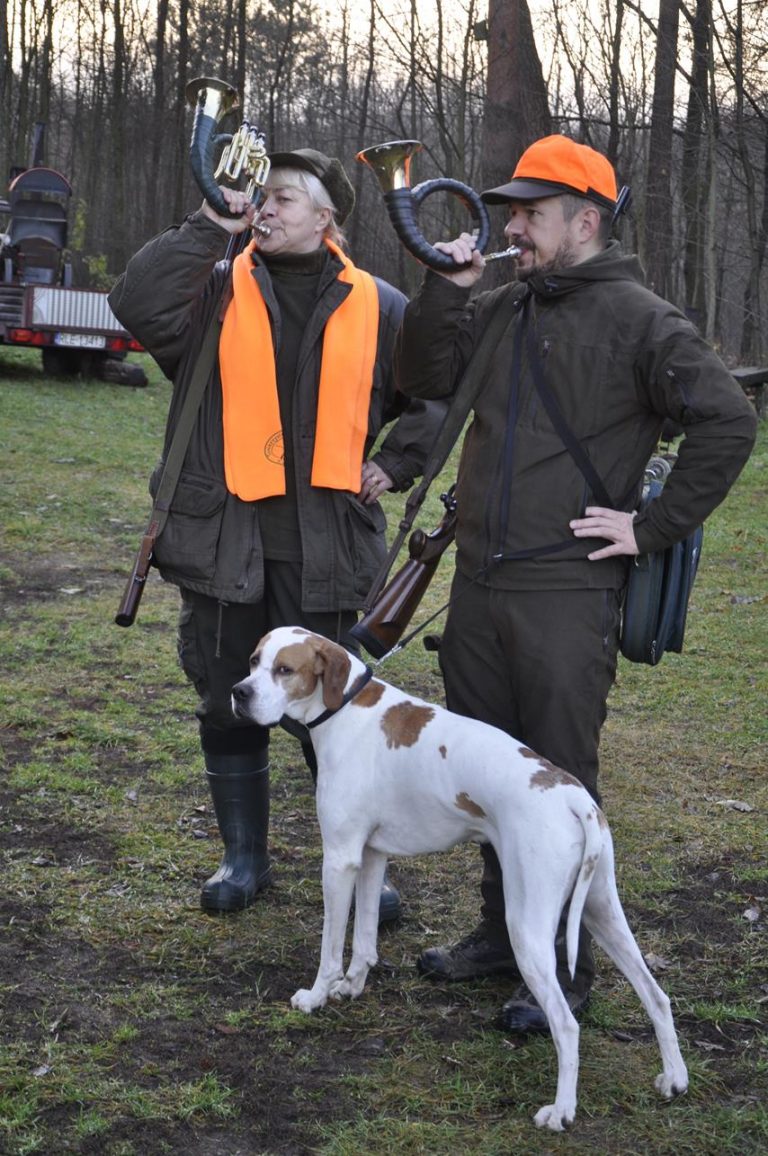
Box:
517;237;577;282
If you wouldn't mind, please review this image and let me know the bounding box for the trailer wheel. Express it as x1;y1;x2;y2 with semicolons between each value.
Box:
42;347;82;376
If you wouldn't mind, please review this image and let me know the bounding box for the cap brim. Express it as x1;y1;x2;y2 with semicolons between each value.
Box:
481;177;575;204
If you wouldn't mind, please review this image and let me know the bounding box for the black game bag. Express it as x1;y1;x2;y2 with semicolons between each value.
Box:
620;457;704;666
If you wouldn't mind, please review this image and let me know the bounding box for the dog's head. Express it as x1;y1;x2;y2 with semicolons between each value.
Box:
231;627;353;726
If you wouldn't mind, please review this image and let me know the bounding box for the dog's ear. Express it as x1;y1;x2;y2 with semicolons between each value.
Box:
311;638;351;711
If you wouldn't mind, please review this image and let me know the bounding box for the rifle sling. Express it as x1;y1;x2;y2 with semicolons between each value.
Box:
146;309;223;541
362;292;513;612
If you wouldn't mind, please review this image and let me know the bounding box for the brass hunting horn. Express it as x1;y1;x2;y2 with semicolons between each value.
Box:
356;139;520;271
185;76;271;228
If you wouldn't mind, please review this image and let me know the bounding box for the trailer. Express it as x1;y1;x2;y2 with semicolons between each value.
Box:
0;132;147;385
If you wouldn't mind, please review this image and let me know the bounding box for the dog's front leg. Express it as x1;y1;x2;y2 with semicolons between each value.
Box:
291;852;357;1013
329;845;386;1002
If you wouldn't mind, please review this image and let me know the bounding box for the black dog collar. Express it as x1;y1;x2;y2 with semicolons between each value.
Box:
305;665;374;730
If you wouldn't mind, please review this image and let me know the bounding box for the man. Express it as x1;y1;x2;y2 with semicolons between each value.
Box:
395;134;757;1032
110;149;444;921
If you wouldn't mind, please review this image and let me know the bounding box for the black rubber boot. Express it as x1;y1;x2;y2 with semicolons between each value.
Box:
200;753;272;913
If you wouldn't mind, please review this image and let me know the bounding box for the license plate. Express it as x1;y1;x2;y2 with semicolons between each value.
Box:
54;332;106;349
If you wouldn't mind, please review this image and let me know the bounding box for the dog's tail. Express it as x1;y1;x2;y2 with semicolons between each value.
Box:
565;805;605;980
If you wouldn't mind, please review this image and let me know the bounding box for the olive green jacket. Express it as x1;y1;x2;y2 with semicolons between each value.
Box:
396;242;757;590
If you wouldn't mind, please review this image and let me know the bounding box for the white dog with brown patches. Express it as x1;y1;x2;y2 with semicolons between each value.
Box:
231;626;688;1131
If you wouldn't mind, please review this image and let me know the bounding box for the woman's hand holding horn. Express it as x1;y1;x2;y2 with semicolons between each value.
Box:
201;186;257;234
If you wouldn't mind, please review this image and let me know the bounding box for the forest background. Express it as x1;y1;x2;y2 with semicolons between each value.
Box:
1;0;768;365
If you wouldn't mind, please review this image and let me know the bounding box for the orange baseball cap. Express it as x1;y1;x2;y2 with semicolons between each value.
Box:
482;135;618;209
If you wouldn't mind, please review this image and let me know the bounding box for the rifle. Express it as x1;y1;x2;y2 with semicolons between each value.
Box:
350;488;457;658
114;521;158;627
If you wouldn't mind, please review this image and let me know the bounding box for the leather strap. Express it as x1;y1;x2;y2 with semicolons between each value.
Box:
148;310;223;538
524;306;615;508
494;296;637;565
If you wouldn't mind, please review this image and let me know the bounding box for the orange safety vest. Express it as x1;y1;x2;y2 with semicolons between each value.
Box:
218;238;380;501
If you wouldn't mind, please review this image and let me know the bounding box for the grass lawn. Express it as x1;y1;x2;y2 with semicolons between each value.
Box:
1;347;766;1155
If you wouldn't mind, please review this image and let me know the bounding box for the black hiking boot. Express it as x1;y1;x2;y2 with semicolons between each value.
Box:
417;922;520;981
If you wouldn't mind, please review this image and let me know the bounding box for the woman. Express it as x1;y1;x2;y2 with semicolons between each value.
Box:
109;148;443;918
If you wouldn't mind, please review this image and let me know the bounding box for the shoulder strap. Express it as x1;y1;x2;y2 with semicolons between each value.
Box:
149;311;223;537
524;316;615;508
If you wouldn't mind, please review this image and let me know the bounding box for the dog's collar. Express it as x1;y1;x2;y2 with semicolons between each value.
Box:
305;665;374;730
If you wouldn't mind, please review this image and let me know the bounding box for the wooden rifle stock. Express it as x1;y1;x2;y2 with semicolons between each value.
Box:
114;522;158;627
351;493;456;658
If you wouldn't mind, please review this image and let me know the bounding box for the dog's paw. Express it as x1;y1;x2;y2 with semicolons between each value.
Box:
329;975;366;1001
533;1103;574;1132
655;1069;689;1099
290;988;325;1013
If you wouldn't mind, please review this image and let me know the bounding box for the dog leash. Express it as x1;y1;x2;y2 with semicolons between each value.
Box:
367;566;489;668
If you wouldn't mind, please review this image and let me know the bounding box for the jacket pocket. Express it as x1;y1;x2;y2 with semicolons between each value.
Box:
341;492;387;598
151;467;228;582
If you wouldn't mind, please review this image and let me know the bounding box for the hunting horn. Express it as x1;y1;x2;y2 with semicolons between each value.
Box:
356;139;520;271
185;76;271;227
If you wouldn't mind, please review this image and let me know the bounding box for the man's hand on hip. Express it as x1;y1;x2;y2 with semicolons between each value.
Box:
570;507;640;560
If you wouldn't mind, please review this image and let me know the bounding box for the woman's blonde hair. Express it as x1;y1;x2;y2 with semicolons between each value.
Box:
265;168;347;248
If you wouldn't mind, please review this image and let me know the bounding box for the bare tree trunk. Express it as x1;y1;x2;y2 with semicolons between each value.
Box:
38;0;54;129
732;0;767;362
267;0;296;145
149;0;169;238
643;0;680;300
14;0;34;169
0;0;8;180
348;0;377;260
235;0;247;106
0;0;7;119
481;0;550;289
174;0;190;221
337;5;350;159
681;0;710;330
606;0;626;166
109;0;127;268
482;0;551;195
704;109;717;346
740;117;768;361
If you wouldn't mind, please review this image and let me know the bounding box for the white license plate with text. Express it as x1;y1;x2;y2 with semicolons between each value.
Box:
54;333;107;349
